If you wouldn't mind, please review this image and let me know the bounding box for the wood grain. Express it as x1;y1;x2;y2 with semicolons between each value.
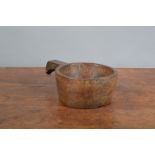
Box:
0;68;155;128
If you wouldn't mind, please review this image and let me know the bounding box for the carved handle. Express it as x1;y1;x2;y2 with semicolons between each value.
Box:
46;60;66;74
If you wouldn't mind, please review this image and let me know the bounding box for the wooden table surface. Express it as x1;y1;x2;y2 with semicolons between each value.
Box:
0;68;155;129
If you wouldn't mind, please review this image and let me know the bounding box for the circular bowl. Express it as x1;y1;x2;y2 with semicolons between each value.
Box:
55;63;117;109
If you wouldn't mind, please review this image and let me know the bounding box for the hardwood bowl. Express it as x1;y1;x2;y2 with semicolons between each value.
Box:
46;60;117;109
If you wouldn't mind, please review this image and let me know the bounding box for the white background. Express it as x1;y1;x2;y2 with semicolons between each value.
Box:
0;0;155;26
0;130;155;155
0;0;155;155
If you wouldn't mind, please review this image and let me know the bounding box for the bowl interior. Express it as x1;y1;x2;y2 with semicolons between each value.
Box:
58;63;114;80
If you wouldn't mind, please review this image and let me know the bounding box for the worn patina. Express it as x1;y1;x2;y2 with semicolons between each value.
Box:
46;60;117;109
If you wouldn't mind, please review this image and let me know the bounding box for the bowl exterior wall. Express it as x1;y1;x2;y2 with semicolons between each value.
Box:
55;73;117;109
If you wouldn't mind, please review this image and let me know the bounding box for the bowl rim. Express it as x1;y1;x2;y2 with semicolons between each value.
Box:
55;62;117;80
